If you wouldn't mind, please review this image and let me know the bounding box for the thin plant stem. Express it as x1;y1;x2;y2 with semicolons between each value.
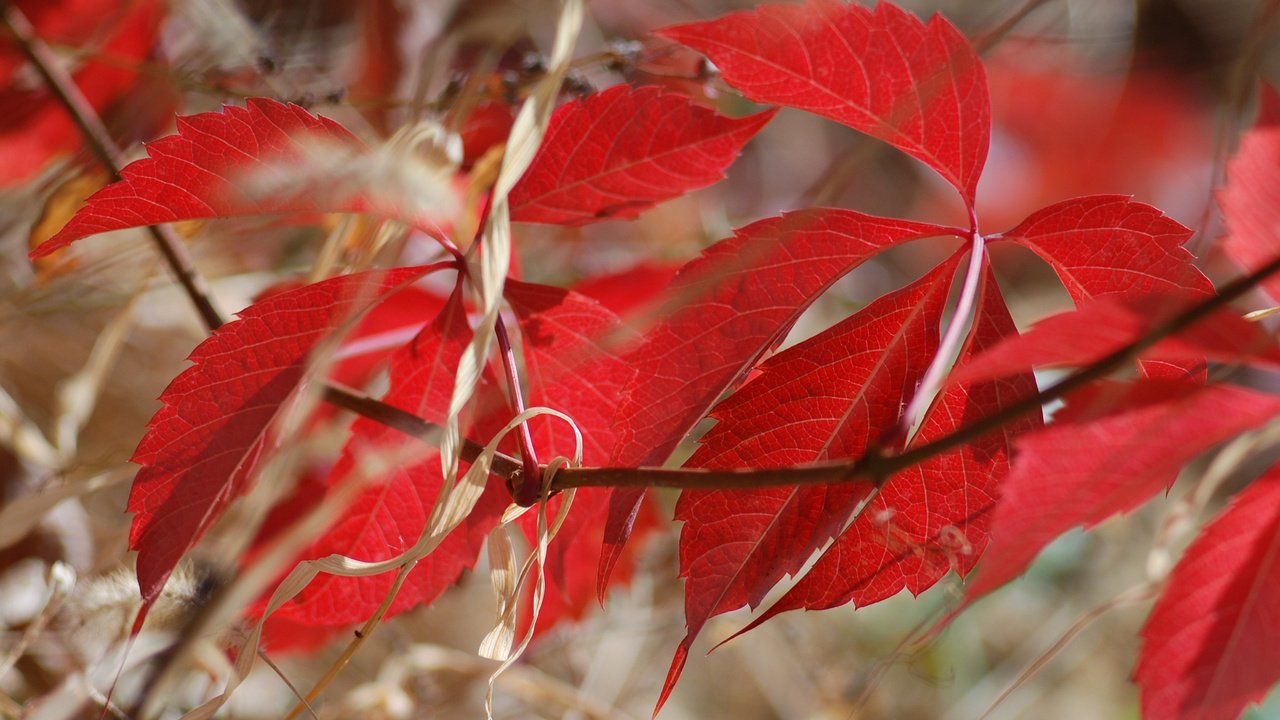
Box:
493;315;543;505
1;3;226;333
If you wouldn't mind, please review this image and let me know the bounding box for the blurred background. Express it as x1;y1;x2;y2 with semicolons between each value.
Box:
2;0;1279;717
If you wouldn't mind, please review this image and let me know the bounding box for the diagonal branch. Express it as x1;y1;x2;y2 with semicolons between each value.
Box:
2;2;225;333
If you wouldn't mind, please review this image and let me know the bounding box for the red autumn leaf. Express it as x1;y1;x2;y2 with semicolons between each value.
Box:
1135;465;1280;720
948;293;1280;388
30;97;459;259
737;266;1040;632
128;266;435;630
348;1;406;136
1221;85;1280;302
519;492;661;637
263;284;506;637
1;0;165;187
969;50;1214;231
254;279;450;393
325;285;450;391
659;0;989;207
571;262;679;319
505;279;632;466
508;84;775;225
658;254;960;711
957;381;1280;611
601;209;960;592
997;195;1213;303
456;99;515;169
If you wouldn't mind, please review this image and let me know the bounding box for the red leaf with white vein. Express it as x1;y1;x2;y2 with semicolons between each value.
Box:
264;286;505;635
509;85;775;225
998;195;1213;303
659;0;989;206
128;267;431;630
601;209;959;592
1136;465;1280;720
739;267;1040;632
948;294;1280;388
958;381;1280;610
1221;86;1280;302
30;97;458;259
658;255;959;712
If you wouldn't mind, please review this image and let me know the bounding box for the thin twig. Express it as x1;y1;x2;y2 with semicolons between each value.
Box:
1;3;226;333
973;0;1058;54
320;382;522;477
493;314;543;505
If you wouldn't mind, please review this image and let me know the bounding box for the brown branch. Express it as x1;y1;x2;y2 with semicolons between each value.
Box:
2;3;226;333
319;383;523;477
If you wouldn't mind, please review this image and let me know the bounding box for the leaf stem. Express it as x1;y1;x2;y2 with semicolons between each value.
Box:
1;2;226;333
493;315;543;504
890;232;988;448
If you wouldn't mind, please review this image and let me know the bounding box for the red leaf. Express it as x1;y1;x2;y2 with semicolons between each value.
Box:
264;285;505;635
503;281;645;617
658;255;960;712
958;381;1280;610
738;266;1040;630
508;85;775;225
326;285;449;391
948;293;1280;387
998;195;1213;302
519;493;661;637
456;100;515;169
506;279;632;465
128;266;434;628
1222;85;1280;302
601;209;959;591
659;0;989;207
571;262;679;319
1136;466;1280;720
255;279;451;392
30;97;458;259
